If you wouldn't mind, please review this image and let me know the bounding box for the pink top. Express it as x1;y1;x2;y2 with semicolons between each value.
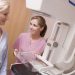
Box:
13;32;46;63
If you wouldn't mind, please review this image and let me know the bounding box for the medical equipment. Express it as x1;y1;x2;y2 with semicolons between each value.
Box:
29;21;75;75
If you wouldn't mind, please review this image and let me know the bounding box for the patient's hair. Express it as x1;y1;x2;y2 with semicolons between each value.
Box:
0;0;9;13
31;16;47;37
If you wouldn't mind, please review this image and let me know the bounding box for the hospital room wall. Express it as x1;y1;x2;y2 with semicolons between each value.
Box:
3;0;31;69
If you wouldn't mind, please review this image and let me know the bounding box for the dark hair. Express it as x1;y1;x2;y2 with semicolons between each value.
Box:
31;16;47;37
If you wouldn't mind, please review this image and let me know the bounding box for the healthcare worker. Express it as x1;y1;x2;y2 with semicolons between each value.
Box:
11;15;47;75
0;0;9;75
14;15;47;63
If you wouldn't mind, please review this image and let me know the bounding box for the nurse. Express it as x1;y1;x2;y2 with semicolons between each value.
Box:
10;15;47;75
14;15;47;63
0;0;9;75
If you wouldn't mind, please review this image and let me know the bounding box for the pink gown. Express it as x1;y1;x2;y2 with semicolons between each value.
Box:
13;32;46;63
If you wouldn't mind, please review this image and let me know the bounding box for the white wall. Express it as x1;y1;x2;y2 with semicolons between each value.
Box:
41;0;75;25
26;0;75;25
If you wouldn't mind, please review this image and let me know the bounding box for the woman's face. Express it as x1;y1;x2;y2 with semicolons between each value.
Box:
0;11;8;25
29;19;43;36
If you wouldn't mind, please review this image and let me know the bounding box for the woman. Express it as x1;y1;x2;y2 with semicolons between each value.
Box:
14;16;47;63
0;0;9;75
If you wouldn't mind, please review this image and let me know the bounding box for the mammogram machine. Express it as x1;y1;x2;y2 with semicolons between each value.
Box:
26;0;75;75
29;21;75;75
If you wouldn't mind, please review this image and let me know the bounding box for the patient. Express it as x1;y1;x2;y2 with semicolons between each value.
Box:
0;0;9;75
13;15;47;63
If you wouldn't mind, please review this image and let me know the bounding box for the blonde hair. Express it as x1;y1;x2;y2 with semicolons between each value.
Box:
0;0;9;12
